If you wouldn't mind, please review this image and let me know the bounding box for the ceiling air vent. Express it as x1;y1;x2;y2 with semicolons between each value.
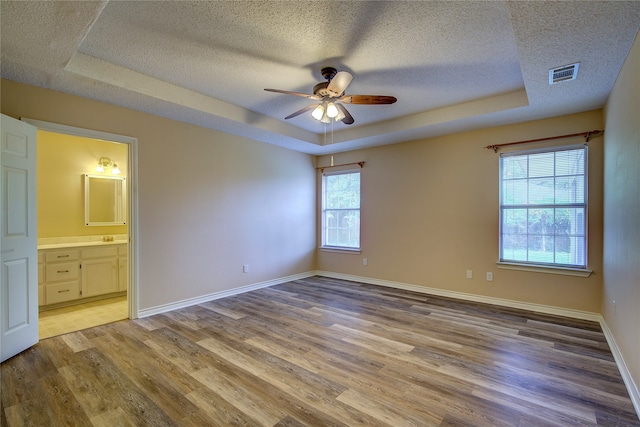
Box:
549;63;579;84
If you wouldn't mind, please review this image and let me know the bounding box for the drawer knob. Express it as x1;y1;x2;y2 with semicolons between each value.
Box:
57;255;70;258
58;289;70;293
57;270;69;273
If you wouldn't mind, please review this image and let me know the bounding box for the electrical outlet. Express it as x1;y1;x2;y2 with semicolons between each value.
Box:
466;270;473;279
363;258;368;266
486;272;493;281
243;264;249;273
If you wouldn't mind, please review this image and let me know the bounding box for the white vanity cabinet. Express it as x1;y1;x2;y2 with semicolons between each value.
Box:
38;243;126;307
81;246;119;297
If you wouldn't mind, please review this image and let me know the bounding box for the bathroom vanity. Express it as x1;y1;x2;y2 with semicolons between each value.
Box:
38;238;127;309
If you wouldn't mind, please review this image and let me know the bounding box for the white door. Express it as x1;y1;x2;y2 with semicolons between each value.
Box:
1;114;38;362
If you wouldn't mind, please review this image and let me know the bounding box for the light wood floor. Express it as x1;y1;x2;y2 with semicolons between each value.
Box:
2;276;638;426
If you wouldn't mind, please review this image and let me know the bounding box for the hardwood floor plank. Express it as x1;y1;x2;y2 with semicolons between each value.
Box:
461;369;599;424
196;336;389;426
3;371;92;427
89;407;137;427
59;348;174;426
61;331;95;353
244;335;322;374
185;386;265;426
330;323;416;353
199;301;247;320
337;388;442;426
91;332;203;420
2;276;638;426
191;367;286;426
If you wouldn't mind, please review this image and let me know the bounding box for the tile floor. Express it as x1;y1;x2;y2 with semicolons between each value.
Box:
38;295;128;339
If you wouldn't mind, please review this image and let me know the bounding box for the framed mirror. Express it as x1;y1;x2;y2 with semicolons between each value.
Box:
84;174;126;226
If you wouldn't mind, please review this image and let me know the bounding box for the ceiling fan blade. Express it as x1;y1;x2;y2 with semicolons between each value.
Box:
339;95;397;105
284;103;318;120
264;88;321;100
326;71;353;97
336;103;355;125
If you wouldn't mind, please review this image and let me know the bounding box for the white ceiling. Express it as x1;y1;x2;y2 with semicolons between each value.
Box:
2;1;639;155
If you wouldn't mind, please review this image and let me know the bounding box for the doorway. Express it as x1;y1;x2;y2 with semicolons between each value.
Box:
23;118;138;337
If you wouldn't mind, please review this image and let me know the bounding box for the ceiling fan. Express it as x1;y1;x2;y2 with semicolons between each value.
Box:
264;67;397;125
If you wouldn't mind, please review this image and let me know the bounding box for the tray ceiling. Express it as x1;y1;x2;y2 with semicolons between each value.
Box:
2;1;639;154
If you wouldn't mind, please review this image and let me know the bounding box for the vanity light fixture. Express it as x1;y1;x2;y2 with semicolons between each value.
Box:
96;157;121;175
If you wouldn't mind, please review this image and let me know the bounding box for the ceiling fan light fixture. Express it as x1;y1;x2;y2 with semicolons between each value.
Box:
320;109;331;123
312;104;325;120
326;102;339;118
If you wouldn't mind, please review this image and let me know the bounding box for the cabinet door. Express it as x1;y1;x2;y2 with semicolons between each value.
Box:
118;257;128;292
82;258;118;297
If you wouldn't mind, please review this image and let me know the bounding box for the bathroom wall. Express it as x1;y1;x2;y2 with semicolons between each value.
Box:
37;130;128;238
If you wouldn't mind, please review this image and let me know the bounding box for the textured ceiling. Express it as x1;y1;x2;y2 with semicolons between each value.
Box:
2;1;639;154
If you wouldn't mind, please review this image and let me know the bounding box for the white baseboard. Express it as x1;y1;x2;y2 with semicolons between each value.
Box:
599;319;640;418
137;271;316;318
315;271;601;321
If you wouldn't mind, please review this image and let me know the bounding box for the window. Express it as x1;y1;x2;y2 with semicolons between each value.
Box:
322;170;360;250
500;145;587;268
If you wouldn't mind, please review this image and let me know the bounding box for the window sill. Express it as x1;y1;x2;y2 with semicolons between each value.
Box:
496;262;592;277
320;246;361;254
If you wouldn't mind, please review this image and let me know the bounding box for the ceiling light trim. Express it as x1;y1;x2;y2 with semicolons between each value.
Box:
64;53;320;146
330;89;530;146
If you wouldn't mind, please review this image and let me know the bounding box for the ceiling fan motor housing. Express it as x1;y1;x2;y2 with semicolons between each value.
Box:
320;67;338;81
313;82;331;97
314;67;338;97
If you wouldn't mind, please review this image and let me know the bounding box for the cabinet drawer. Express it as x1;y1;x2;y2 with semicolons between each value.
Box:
82;246;118;259
45;250;79;263
38;263;44;284
117;245;127;256
45;261;80;281
46;281;80;304
38;251;44;264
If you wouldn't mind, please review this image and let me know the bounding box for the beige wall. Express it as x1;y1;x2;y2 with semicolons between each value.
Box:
37;130;128;237
1;79;317;310
317;110;604;313
603;32;640;397
1;79;607;315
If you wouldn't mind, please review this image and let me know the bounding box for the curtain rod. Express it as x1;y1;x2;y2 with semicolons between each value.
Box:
316;161;365;173
484;129;604;153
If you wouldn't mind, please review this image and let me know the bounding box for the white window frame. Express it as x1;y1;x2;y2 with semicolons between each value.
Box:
498;144;588;272
321;169;361;251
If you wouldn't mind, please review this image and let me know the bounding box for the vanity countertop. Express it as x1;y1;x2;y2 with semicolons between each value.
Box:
37;235;128;250
38;240;127;250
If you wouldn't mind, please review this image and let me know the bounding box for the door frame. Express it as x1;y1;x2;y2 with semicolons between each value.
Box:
22;118;139;319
